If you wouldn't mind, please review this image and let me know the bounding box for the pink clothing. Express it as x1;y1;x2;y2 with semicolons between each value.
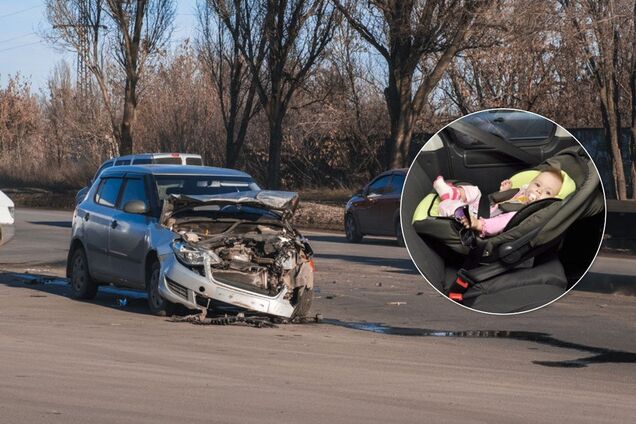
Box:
437;183;526;237
437;185;482;217
479;212;516;237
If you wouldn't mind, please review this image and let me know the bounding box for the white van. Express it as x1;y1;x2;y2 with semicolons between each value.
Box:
0;190;15;246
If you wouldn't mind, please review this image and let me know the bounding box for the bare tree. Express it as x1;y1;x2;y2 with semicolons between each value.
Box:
211;0;337;189
46;0;175;156
334;0;497;168
629;0;636;198
197;0;259;168
561;0;629;199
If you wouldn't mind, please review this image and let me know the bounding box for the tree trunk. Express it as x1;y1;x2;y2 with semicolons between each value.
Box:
119;79;136;156
267;115;283;189
386;67;415;168
630;0;636;199
600;79;627;199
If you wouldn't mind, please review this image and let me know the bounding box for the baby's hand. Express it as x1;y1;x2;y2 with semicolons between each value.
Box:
500;179;512;191
460;216;483;232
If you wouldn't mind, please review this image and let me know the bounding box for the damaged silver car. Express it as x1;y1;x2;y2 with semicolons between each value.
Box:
67;165;314;319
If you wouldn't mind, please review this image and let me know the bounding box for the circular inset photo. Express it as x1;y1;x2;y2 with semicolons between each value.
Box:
400;109;606;314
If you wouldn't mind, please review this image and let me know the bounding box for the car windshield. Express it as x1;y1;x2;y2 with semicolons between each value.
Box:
155;175;260;200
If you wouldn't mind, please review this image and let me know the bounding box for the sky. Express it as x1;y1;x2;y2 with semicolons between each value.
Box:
0;0;198;93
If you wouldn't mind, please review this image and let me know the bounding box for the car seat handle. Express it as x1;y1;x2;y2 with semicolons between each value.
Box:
498;227;541;264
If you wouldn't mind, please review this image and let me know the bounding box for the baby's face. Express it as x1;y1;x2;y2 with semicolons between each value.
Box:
526;171;563;201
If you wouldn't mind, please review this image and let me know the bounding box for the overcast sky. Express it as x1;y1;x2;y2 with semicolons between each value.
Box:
0;0;198;93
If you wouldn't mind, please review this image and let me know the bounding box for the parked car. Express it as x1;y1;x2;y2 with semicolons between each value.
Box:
0;190;15;247
75;153;205;205
344;169;407;246
67;165;315;319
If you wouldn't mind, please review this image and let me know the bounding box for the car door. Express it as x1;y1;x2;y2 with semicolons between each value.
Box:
374;173;405;234
82;176;124;281
108;174;153;287
357;174;391;234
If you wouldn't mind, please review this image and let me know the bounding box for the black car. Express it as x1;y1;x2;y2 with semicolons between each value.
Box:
344;169;407;245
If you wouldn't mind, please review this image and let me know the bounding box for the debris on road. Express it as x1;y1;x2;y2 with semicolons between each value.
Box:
386;301;407;306
170;313;279;328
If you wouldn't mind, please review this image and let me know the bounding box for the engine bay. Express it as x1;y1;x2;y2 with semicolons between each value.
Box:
168;218;312;295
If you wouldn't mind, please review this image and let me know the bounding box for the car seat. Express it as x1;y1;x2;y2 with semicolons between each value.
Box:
410;145;605;313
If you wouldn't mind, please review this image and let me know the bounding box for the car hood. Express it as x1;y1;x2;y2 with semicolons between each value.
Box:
160;190;299;224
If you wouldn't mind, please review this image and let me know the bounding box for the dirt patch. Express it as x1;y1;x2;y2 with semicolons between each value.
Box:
2;188;76;210
293;201;344;231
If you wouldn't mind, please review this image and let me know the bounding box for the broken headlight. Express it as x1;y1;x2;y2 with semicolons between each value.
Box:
171;241;221;266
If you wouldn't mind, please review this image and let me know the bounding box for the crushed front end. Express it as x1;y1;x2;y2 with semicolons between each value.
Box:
157;191;314;318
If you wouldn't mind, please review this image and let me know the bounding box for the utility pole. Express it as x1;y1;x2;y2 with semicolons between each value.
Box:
52;0;106;102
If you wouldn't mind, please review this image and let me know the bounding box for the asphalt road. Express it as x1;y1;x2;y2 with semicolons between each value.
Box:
0;208;635;423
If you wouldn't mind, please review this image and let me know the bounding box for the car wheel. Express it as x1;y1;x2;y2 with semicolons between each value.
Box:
146;261;174;316
345;214;363;243
291;286;314;319
70;247;98;300
395;220;405;247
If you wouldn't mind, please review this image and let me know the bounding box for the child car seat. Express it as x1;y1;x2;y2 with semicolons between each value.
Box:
411;145;604;313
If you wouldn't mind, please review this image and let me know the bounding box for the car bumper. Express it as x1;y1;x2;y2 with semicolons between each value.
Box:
158;253;295;318
0;224;14;247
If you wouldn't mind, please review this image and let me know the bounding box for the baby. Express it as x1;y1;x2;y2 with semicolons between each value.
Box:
432;169;564;237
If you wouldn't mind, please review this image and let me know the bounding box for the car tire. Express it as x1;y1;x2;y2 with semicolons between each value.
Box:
69;247;98;300
345;214;363;243
146;261;174;316
291;286;314;319
395;220;405;247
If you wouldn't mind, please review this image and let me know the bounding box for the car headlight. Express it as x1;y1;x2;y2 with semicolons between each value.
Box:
171;241;221;266
8;207;14;220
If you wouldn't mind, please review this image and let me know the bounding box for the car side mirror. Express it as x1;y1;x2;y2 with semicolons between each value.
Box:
361;187;369;197
123;200;149;214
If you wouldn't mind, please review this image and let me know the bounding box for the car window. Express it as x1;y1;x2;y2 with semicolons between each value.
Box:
95;177;123;208
455;111;555;147
389;174;405;193
94;161;113;180
154;157;182;165
367;175;391;195
186;157;203;165
114;159;131;166
119;178;147;209
132;158;152;164
155;176;260;200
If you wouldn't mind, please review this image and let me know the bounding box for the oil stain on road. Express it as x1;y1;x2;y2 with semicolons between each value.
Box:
324;319;636;368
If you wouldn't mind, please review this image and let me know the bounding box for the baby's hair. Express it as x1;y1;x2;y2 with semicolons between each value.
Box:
542;167;564;183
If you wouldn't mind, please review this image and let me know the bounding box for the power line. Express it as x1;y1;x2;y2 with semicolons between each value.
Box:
0;32;36;44
0;5;41;20
0;41;42;54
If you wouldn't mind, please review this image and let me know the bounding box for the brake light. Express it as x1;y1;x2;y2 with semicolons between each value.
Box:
308;259;315;271
171;153;180;157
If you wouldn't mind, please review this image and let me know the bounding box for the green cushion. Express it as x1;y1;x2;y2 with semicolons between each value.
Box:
412;193;440;223
509;170;576;200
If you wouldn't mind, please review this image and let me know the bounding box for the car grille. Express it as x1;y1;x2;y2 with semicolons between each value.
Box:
166;277;188;299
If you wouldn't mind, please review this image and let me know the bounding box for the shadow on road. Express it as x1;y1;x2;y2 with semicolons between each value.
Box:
0;272;154;316
315;252;418;275
27;221;72;228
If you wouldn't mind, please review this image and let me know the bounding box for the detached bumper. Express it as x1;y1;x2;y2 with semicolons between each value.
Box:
158;254;295;318
0;224;14;247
